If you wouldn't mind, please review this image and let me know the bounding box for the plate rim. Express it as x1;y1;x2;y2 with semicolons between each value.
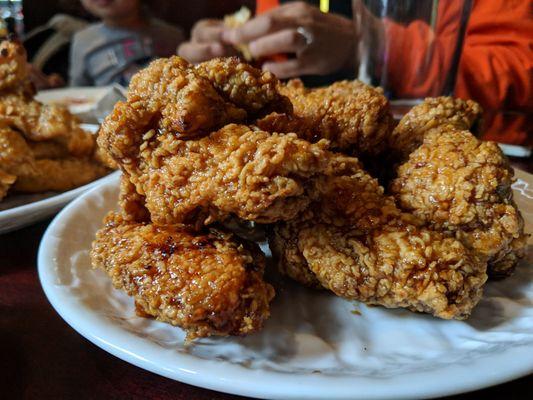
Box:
35;86;112;101
35;86;114;114
0;123;101;218
37;173;533;400
0;170;119;232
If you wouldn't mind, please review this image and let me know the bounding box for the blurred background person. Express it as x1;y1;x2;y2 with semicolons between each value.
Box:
69;0;184;86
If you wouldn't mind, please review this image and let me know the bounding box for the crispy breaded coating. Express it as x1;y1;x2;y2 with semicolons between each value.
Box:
100;56;291;164
270;156;488;319
0;39;111;200
269;153;395;290
0;93;95;156
269;216;322;289
257;79;393;155
118;174;150;223
125;123;334;226
122;56;290;144
12;157;108;193
0;41;94;156
0;169;16;199
389;96;483;159
391;128;527;277
0;40;30;93
0;39;93;155
91;212;275;341
0;126;35;177
195;57;292;116
0;128;108;197
0;124;107;196
0;130;107;197
297;222;486;319
128;57;246;139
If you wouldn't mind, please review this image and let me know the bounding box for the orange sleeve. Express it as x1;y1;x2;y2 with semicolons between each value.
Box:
256;0;279;14
382;0;532;111
455;0;533;111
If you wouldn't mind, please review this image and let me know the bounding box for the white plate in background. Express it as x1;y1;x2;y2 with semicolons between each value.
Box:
0;171;119;234
0;124;117;235
35;87;112;115
38;170;533;400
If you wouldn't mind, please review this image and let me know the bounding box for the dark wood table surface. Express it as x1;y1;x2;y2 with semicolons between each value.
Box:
2;158;532;400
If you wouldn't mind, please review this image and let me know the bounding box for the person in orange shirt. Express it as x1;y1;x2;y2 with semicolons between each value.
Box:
178;0;532;112
456;0;532;112
365;0;532;112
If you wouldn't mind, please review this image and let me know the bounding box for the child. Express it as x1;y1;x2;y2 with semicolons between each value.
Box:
70;0;184;86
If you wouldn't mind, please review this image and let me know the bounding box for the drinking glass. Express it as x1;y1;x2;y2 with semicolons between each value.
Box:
354;0;473;105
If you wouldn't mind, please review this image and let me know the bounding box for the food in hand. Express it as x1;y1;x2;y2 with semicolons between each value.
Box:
224;6;253;61
0;39;111;200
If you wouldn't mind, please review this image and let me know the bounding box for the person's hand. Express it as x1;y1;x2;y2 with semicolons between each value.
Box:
222;2;356;78
27;64;65;90
178;19;237;63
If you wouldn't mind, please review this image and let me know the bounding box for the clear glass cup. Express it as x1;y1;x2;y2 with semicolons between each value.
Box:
353;0;473;105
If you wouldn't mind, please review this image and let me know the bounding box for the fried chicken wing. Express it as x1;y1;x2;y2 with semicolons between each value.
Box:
99;56;292;168
0;39;111;199
0;93;95;156
194;57;292;116
257;79;393;155
0;40;31;93
128;57;246;139
0;169;15;199
91;212;274;341
389;96;483;159
12;157;108;193
391;128;527;277
118;173;150;223
271;154;487;319
122;123;334;226
120;56;290;144
0;123;107;196
0;126;35;177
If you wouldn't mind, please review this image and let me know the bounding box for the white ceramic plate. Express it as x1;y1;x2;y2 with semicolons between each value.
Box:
0;124;118;234
35;87;112;115
0;171;119;234
38;171;533;400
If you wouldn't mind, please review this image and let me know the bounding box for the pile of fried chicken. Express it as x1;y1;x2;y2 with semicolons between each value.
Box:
91;56;528;341
0;40;111;201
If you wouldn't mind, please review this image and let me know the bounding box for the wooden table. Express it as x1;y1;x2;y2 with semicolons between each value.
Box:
2;159;532;399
